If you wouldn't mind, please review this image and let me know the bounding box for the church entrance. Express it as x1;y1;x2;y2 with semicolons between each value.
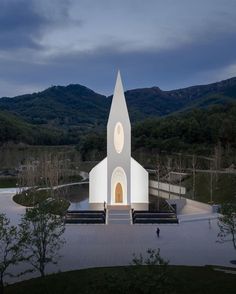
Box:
115;182;123;203
111;167;127;205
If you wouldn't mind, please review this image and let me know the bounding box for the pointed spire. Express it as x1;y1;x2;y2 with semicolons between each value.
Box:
107;70;130;126
113;70;124;97
112;70;126;107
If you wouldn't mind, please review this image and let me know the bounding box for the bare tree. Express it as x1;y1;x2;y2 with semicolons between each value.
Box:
218;203;236;251
214;142;222;170
156;164;160;211
209;158;217;204
0;214;25;294
174;153;183;199
192;155;197;200
18;154;70;194
199;156;215;204
20;204;65;278
166;156;172;199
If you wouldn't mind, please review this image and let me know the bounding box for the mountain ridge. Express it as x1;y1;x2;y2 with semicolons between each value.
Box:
0;76;236;146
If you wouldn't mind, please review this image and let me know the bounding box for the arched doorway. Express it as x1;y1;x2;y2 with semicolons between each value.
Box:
115;183;123;203
111;167;127;205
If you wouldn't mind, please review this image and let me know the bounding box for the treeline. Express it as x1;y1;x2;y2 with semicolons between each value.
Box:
0;111;68;145
78;103;236;160
133;103;236;153
2;103;236;156
0;110;103;146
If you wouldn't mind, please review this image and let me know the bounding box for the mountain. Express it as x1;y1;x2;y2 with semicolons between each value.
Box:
1;77;236;127
124;77;236;121
0;76;236;145
0;84;109;129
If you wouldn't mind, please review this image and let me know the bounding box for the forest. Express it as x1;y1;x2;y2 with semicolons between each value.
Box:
78;103;236;161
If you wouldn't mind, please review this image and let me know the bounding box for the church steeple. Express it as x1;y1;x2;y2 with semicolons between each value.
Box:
89;71;149;208
107;71;131;205
107;71;130;128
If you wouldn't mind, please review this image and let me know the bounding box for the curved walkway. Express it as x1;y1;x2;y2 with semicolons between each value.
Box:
0;188;25;224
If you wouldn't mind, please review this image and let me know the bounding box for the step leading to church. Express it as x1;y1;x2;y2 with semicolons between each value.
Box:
107;207;132;225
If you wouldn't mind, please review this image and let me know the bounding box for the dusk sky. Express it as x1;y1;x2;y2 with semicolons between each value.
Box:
0;0;236;97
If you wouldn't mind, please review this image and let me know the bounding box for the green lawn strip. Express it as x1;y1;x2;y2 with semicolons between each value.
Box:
67;174;83;182
13;189;70;215
170;265;236;294
13;189;50;207
5;265;236;294
182;173;236;204
0;177;17;188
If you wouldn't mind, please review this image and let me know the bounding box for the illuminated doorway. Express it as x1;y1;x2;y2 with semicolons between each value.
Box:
111;167;127;204
115;183;123;203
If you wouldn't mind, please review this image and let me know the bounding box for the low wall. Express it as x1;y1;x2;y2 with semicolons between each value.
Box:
166;199;187;214
185;198;212;213
149;188;187;214
149;188;183;200
149;180;186;195
149;185;213;214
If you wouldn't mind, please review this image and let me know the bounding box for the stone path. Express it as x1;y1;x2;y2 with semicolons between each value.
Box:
0;188;24;224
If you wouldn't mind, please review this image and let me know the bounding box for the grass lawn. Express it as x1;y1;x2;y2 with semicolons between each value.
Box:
13;189;70;215
182;173;236;204
5;265;236;294
0;177;17;188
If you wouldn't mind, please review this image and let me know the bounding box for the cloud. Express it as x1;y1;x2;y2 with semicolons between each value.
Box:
0;0;236;96
0;0;78;50
1;26;236;97
0;0;43;49
0;78;45;98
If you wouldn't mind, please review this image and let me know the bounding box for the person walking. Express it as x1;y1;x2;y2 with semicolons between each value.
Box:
156;227;160;238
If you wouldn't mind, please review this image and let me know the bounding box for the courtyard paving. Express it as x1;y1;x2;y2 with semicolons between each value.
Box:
0;188;235;282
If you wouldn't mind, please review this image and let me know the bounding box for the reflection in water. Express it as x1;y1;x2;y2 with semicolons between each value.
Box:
68;199;89;211
62;184;170;211
62;184;89;210
1;148;236;205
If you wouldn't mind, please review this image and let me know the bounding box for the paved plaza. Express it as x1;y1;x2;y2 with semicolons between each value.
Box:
0;188;235;282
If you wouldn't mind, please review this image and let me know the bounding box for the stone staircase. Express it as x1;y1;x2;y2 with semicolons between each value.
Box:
65;210;106;224
107;205;132;224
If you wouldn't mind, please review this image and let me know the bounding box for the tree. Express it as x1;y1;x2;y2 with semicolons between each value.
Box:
218;203;236;251
0;214;25;294
20;204;65;278
17;154;72;204
166;156;172;199
130;248;172;294
132;248;168;266
192;154;197;200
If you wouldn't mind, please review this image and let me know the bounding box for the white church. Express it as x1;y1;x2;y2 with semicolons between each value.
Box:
89;72;149;207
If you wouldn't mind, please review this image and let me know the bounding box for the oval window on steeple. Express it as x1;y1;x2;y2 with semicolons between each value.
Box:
114;122;124;153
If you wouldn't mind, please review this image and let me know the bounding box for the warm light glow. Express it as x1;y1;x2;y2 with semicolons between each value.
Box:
111;167;127;205
114;122;124;153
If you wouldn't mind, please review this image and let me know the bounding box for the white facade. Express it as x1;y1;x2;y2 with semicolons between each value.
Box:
89;158;107;203
89;157;149;204
131;158;149;203
89;72;149;205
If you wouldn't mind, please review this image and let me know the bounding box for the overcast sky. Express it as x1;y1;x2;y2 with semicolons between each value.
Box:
0;0;236;97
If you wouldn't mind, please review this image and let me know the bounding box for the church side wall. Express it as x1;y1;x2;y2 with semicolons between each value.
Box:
131;158;149;203
89;158;107;203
